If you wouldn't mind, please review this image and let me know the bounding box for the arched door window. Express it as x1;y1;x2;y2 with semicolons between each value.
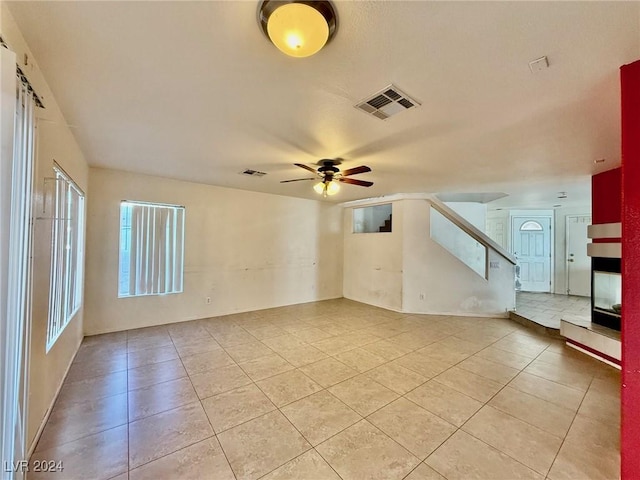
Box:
520;220;543;231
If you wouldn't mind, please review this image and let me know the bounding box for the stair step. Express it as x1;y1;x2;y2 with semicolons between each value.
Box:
378;214;392;232
508;311;562;338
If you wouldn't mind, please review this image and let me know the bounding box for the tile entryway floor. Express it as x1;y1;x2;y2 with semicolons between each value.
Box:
31;299;619;480
515;292;591;329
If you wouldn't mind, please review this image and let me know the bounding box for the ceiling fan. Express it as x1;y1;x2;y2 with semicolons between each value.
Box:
281;159;373;196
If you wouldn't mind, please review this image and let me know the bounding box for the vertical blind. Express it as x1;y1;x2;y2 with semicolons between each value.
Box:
46;167;84;351
2;61;37;480
118;201;185;297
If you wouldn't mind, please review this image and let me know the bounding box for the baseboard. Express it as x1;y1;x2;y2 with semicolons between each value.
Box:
26;337;83;458
404;310;510;319
342;294;404;313
83;295;346;336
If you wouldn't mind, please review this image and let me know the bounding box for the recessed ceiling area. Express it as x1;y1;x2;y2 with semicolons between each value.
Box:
6;1;640;206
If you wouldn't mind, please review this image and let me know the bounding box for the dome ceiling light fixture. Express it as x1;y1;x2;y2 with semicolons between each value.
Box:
258;0;337;58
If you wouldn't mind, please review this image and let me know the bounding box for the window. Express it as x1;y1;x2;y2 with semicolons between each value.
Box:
520;220;543;231
47;166;85;351
353;204;393;233
118;201;185;297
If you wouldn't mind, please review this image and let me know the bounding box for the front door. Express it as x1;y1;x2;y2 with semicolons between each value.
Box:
512;216;552;292
566;215;591;297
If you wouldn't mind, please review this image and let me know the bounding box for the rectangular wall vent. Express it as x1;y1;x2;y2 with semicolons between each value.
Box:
240;169;267;177
355;84;420;121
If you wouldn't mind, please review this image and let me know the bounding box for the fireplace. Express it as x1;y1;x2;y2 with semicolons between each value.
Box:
592;257;621;331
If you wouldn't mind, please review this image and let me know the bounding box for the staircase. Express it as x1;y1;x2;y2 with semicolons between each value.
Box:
378;214;392;232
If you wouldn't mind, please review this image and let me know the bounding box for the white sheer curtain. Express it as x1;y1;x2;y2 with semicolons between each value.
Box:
1;50;36;480
119;202;184;297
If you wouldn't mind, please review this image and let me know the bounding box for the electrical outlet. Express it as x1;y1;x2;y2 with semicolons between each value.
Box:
206;296;211;305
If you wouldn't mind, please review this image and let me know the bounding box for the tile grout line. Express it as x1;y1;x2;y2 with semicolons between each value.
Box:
174;319;343;478
544;374;595;477
397;337;533;473
396;334;556;478
214;314;345;479
125;329;222;476
57;303;614;480
125;329;130;480
451;342;594;478
457;428;550;478
207;315;439;477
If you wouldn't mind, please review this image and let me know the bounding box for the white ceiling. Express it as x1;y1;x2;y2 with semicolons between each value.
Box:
7;1;640;206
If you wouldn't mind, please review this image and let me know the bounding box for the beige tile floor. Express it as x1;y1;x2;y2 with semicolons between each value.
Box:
515;292;591;329
31;299;620;480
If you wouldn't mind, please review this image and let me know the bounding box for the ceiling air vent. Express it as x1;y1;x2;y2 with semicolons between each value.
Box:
355;84;420;121
240;169;267;177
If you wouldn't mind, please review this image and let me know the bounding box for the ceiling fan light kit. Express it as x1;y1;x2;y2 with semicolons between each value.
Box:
281;159;373;197
258;0;337;58
314;179;340;197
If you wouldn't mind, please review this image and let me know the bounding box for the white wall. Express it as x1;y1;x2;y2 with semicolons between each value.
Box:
84;168;343;334
343;198;515;317
430;208;486;278
403;200;515;316
444;202;487;231
342;202;403;310
1;3;89;452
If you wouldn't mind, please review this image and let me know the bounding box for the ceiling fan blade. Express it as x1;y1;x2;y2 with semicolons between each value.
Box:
339;177;373;187
341;165;371;176
294;163;319;174
280;177;317;183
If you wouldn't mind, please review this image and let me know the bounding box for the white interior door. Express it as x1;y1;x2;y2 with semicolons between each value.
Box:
512;216;552;292
566;215;591;297
486;215;508;250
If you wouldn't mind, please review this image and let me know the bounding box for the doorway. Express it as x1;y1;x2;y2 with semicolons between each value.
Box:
512;215;552;292
566;215;591;297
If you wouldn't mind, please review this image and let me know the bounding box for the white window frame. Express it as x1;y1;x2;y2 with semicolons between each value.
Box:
352;203;393;233
520;220;544;231
46;165;85;352
118;200;185;298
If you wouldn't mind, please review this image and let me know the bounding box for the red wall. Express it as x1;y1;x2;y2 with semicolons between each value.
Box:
621;59;640;479
592;167;621;225
592;167;622;244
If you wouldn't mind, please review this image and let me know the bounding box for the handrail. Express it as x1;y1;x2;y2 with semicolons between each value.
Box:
427;197;517;265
